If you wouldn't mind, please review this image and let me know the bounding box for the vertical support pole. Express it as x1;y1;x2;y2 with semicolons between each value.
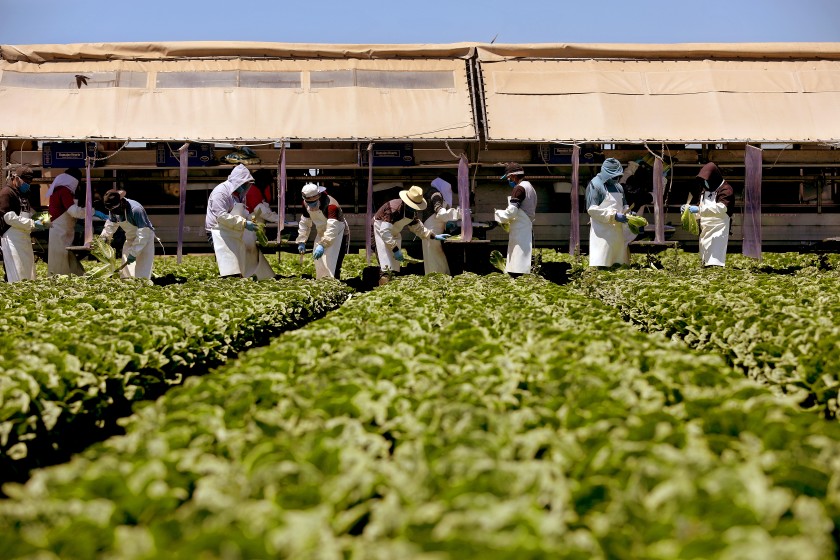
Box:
84;155;93;247
365;142;374;265
743;145;763;260
653;157;665;243
176;142;189;264
569;145;580;256
458;154;472;242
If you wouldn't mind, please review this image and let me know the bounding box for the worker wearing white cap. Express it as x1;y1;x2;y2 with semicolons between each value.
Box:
373;185;450;285
586;158;631;267
296;183;350;279
494;162;537;275
421;176;461;275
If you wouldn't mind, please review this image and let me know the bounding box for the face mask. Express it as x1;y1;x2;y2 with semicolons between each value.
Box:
508;180;517;188
306;200;319;210
18;181;30;194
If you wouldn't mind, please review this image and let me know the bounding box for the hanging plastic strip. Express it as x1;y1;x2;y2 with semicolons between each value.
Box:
653;157;665;243
743;145;763;260
277;142;287;253
176;142;189;263
458;154;472;242
365;142;374;265
84;156;93;247
569;145;580;256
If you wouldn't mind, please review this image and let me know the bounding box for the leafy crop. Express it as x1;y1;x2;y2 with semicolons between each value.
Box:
570;262;840;416
3;275;840;558
0;276;351;480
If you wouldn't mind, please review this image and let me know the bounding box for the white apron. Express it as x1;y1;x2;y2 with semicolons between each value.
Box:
306;208;347;280
211;215;246;277
374;215;412;272
232;203;275;280
117;217;155;279
503;202;533;274
698;191;730;267
48;207;85;276
2;211;35;283
421;207;460;275
588;192;628;267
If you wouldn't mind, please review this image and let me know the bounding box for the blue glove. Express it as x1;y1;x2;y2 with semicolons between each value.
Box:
393;248;405;262
94;211;109;221
615;213;628;223
297;242;306;254
33;220;45;231
680;205;699;214
126;254;137;264
434;234;450;241
244;221;257;231
313;244;325;260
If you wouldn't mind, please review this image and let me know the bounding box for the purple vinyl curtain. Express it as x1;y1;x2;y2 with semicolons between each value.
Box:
176;143;189;263
569;145;580;256
276;143;287;248
743;145;763;260
84;156;93;247
653;157;665;243
365;143;374;264
458;154;472;242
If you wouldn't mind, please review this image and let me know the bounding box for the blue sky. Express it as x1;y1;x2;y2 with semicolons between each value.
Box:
2;0;840;44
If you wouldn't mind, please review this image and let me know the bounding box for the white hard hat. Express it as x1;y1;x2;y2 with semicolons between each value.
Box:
301;183;326;199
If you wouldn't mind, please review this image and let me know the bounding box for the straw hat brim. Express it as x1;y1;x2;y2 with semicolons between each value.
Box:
399;190;427;211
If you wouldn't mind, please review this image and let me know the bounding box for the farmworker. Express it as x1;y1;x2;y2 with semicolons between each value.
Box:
421;176;461;275
494;162;537;276
205;164;258;278
45;168;104;276
235;169;277;280
99;189;156;279
586;158;631;268
0;166;44;282
373;185;449;285
296;183;350;280
681;162;735;267
245;169;278;222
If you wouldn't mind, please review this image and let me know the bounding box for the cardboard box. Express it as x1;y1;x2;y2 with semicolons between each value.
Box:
359;143;414;167
42;142;98;168
155;143;215;167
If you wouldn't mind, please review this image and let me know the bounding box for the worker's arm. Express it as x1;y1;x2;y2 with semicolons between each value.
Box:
100;219;119;240
496;185;527;223
253;201;279;224
216;213;247;231
376;220;399;250
437;207;461;222
296;209;312;243
2;211;34;232
407;218;436;239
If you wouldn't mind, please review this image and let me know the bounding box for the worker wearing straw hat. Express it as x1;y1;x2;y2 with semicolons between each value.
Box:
373;185;450;285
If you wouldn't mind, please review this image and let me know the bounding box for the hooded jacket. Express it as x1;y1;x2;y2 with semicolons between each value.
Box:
205;164;254;231
696;163;735;217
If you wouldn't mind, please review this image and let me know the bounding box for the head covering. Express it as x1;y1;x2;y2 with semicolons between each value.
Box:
399;185;428;211
103;189;126;211
11;165;34;183
500;162;525;179
431;177;453;206
205;164;255;231
697;162;725;190
46;172;80;198
600;158;624;179
301;183;327;199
